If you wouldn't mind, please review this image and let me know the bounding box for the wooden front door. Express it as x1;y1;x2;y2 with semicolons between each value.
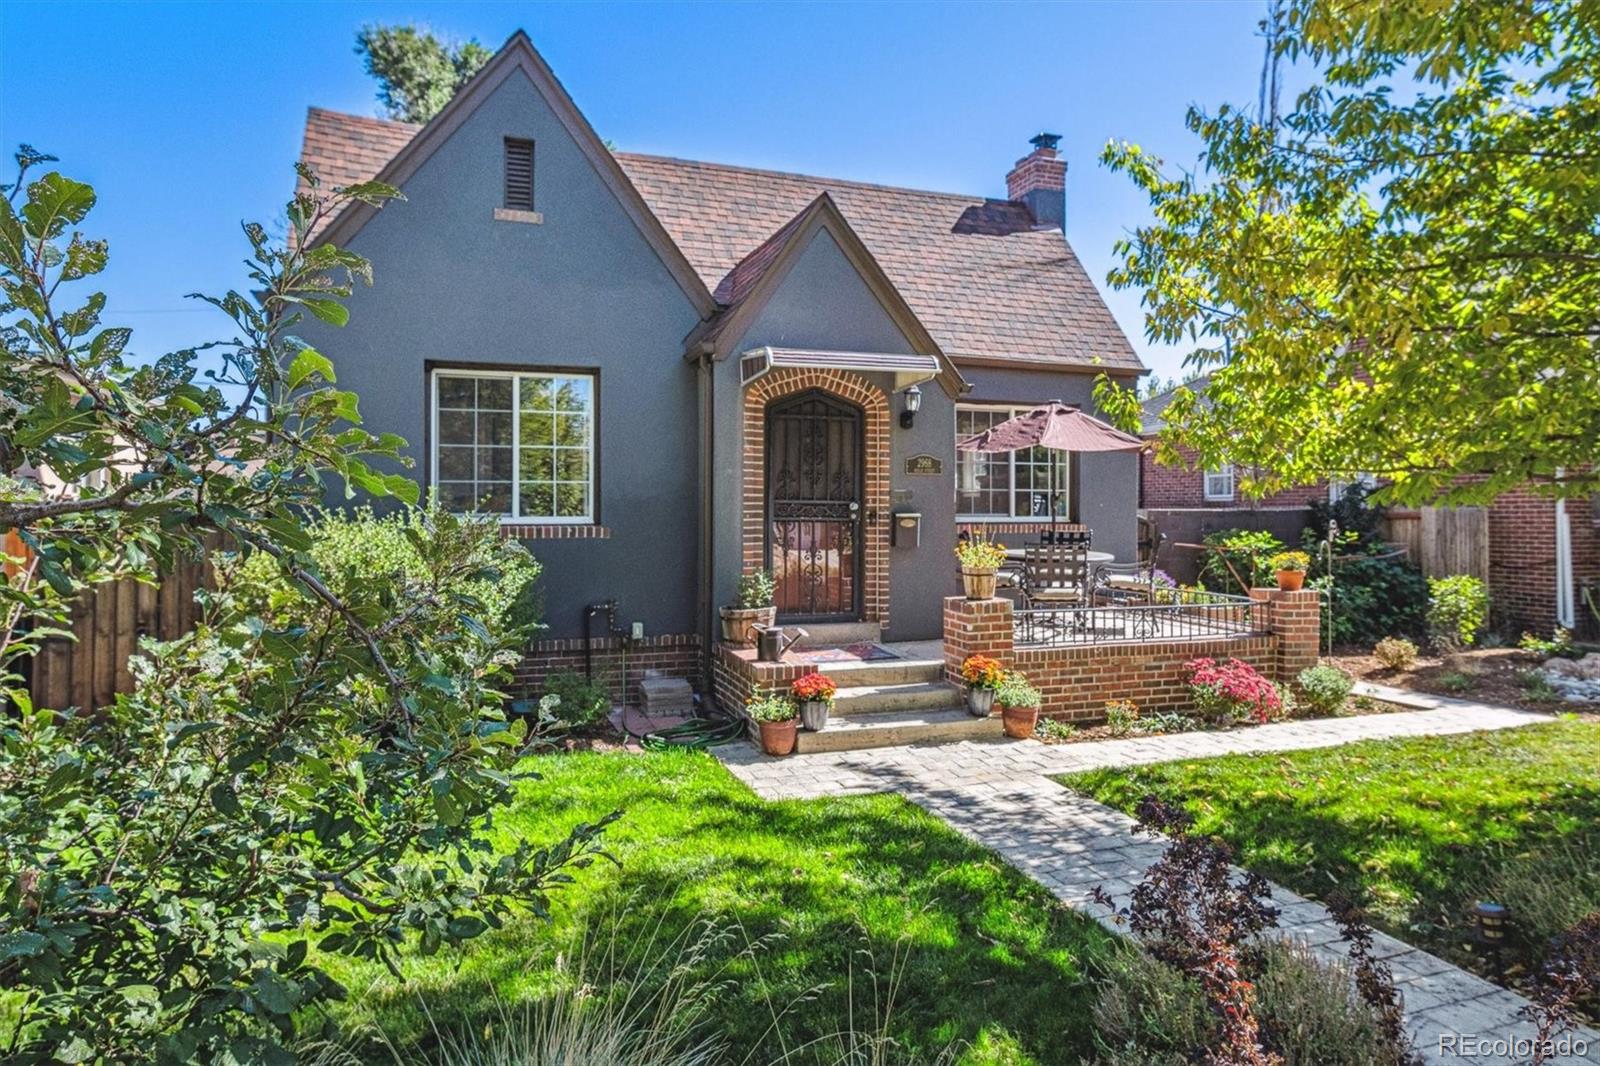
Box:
765;390;864;622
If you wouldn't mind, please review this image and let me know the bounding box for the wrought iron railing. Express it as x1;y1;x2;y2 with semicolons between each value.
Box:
1014;589;1262;648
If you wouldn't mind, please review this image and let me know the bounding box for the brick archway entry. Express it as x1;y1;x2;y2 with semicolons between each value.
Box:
743;369;890;629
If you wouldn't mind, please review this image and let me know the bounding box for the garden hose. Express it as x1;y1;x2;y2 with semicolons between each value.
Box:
624;709;745;751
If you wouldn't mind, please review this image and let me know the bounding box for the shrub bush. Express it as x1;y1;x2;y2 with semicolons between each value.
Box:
1310;550;1429;647
542;669;612;726
1200;529;1285;595
1427;575;1490;648
1296;664;1354;717
1373;636;1419;671
1186;657;1283;723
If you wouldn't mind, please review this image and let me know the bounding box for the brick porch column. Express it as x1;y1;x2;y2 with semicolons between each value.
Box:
1251;587;1322;682
943;596;1015;685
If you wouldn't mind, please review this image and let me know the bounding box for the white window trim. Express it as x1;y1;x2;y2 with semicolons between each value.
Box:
1203;464;1235;502
429;368;596;525
954;403;1072;521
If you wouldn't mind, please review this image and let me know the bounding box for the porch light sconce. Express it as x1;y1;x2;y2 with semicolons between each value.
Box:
899;385;922;429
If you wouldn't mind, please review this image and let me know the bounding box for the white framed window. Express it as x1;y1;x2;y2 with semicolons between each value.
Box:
1203;464;1235;501
430;369;595;523
954;405;1070;519
1328;472;1377;504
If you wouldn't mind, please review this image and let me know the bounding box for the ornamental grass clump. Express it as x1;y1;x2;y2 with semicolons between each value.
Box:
1186;657;1283;724
960;654;1006;689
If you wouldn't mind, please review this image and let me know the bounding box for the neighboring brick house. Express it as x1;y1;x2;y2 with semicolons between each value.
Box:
1138;376;1331;581
290;30;1147;700
1140;382;1599;636
1488;487;1599;636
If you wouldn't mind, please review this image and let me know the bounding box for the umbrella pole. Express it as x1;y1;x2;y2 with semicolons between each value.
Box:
1049;454;1058;540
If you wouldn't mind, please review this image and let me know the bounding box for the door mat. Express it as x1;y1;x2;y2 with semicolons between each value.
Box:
791;642;901;663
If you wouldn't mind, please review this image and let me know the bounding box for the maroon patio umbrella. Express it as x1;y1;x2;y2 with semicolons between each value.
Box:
956;401;1144;537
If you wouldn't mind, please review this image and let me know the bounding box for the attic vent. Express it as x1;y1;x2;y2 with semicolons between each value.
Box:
503;138;535;210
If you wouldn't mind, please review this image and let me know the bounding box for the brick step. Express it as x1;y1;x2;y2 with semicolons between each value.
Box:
810;658;944;688
831;680;964;716
794;706;1004;753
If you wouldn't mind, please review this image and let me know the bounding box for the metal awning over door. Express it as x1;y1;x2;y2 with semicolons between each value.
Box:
739;346;940;393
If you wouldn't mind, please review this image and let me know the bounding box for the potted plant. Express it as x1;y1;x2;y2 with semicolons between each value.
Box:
995;671;1042;739
721;570;776;646
955;533;1007;600
791;672;838;731
747;691;799;756
959;653;1005;717
1268;551;1310;592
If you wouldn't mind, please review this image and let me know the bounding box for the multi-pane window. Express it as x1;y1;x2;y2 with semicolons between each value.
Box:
954;405;1070;519
432;370;594;522
1204;464;1235;501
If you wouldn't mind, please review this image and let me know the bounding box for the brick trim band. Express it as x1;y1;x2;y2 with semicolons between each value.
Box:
742;368;891;628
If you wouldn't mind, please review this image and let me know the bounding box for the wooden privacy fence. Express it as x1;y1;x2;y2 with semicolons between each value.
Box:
26;551;214;713
1382;506;1490;583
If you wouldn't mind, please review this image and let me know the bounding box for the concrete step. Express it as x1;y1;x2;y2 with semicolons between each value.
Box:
812;657;944;688
794;705;1005;753
792;622;882;648
831;680;964;716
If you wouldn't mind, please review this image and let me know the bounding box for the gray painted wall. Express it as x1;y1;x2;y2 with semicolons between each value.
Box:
960;366;1142;566
297;69;705;640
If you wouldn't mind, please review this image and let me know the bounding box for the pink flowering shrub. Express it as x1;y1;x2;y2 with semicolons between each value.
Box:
1185;657;1283;724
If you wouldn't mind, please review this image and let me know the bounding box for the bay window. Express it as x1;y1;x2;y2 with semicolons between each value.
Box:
431;369;595;522
954;405;1070;519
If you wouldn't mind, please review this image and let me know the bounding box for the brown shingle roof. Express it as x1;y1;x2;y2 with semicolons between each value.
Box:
296;108;419;199
295;108;1143;373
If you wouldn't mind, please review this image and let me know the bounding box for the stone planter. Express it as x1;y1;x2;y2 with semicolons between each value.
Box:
999;703;1040;739
1275;569;1306;592
756;717;798;756
799;699;831;731
961;566;998;600
965;687;996;718
721;605;776;647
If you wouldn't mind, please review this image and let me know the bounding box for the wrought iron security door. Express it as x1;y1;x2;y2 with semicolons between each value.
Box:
765;391;864;621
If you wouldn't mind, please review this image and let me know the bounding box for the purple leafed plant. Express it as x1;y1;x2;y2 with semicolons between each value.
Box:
1523;910;1600;1066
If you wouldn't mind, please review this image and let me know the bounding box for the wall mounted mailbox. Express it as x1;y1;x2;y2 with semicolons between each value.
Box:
892;511;922;548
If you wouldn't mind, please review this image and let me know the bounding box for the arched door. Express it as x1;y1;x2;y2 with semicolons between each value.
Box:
765;390;864;622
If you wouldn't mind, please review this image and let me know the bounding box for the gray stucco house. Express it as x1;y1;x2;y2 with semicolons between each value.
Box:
295;30;1145;693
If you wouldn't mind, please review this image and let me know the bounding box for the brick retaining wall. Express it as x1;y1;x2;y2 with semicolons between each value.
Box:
943;590;1322;723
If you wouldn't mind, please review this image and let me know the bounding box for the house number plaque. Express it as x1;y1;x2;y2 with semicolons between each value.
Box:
904;454;943;476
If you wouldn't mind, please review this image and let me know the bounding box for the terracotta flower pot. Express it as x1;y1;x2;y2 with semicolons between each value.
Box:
757;717;798;756
799;700;830;731
721;605;777;647
962;566;998;600
1275;569;1306;592
999;703;1040;739
966;687;996;718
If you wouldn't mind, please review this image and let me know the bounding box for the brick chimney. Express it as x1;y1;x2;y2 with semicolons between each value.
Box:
1006;132;1067;231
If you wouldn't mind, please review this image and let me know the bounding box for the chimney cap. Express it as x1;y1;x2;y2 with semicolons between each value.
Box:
1029;132;1062;152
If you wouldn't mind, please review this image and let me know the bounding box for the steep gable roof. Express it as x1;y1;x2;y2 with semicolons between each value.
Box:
294;38;1144;374
616;154;1142;374
305;31;716;318
686;193;966;396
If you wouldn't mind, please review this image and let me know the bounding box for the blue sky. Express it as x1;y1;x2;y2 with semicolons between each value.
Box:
0;0;1274;382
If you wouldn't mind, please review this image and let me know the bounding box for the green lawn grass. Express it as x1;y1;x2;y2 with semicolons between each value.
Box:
1060;719;1600;986
317;748;1114;1064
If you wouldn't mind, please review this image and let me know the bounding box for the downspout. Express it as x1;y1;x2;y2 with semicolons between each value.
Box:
695;344;717;701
